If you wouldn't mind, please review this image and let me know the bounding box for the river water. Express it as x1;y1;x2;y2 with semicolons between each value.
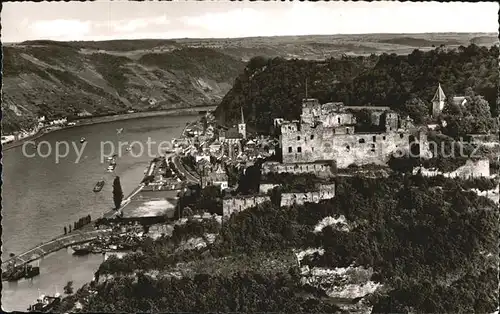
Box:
1;114;196;311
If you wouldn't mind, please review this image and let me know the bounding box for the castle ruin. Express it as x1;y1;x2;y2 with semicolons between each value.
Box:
277;98;427;169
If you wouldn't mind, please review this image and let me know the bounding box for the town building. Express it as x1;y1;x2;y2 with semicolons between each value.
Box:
452;96;467;107
202;163;229;191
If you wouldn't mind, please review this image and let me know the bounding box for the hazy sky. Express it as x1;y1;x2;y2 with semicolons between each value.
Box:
2;1;498;42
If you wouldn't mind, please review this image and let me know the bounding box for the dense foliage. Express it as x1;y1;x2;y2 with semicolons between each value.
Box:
216;45;499;133
302;175;499;313
59;172;498;313
83;271;343;313
177;185;223;216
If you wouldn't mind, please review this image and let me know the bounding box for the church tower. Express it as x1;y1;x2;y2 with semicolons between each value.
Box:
238;107;247;139
431;83;446;118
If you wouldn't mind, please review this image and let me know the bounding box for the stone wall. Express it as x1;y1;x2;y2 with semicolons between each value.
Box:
413;159;491;178
261;161;334;178
222;195;271;217
259;183;280;194
281;183;335;207
281;124;410;168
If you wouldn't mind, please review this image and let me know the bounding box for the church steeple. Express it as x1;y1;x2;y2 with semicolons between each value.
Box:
238;106;247;139
431;83;446;103
431;83;446;118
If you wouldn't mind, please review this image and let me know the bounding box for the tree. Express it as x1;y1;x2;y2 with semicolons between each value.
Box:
113;176;124;210
64;226;67;235
403;96;429;125
465;95;494;133
64;281;74;294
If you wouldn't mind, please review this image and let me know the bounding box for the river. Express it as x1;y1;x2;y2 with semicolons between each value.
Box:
1;114;197;311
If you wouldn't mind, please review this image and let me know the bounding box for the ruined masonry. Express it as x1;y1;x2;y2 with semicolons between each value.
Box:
277;98;428;169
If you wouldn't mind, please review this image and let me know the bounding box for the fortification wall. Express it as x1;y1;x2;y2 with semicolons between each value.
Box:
261;161;333;177
222;195;271;217
259;183;280;194
320;112;355;127
413;159;491;178
281;189;335;207
282;128;410;168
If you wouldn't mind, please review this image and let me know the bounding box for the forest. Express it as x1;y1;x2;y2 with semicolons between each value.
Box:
54;173;498;313
215;44;499;135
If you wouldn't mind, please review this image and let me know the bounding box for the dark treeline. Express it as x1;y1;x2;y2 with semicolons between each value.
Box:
177;185;223;217
65;215;91;234
216;44;499;134
78;271;344;313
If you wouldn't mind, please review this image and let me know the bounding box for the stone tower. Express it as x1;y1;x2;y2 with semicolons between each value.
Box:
238;107;247;139
431;83;446;118
384;111;399;132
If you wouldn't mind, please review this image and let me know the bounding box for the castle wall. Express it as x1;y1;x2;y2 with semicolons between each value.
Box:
370;112;384;126
282;127;410;168
280;188;335;207
222;195;271;217
259;183;280;194
320;113;356;127
261;161;333;177
413;159;491;178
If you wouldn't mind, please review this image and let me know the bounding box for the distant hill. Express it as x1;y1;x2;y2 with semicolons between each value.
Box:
2;33;497;133
2;44;244;133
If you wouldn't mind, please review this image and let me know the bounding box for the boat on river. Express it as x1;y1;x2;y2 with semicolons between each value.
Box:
72;244;92;256
3;263;40;282
28;293;61;312
4;266;25;282
80;137;86;143
24;264;40;279
107;164;116;172
93;180;105;193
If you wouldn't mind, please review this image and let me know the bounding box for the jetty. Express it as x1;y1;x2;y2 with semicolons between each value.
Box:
2;229;112;273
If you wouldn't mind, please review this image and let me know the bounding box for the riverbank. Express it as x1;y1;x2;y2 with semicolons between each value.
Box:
2;105;216;152
2;116;193;271
2;175;148;272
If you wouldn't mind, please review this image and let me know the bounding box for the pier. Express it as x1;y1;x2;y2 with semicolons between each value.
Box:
2;229;112;273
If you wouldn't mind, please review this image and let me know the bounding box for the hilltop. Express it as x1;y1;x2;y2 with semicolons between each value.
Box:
1;43;244;134
216;43;499;133
2;33;497;133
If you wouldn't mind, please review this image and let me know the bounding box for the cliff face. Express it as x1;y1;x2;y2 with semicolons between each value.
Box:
2;42;245;133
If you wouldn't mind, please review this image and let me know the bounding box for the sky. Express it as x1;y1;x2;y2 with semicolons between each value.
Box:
2;1;498;43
